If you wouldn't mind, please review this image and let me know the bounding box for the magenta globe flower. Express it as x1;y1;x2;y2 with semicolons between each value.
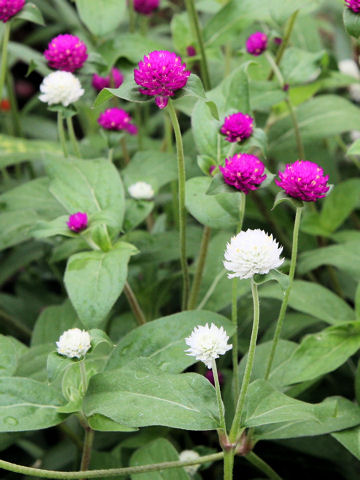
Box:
134;50;191;109
275;160;330;202
134;0;159;15
220;112;254;143
92;68;124;91
67;212;88;232
0;0;25;22
98;108;137;135
345;0;360;13
44;34;88;72
246;32;268;56
219;153;266;194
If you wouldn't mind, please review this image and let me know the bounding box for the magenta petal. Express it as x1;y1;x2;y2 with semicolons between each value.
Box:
155;95;169;109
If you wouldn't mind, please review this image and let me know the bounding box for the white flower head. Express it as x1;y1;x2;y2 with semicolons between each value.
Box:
338;59;360;79
56;328;91;359
179;450;201;476
128;181;154;200
224;229;284;280
39;71;84;107
185;323;232;369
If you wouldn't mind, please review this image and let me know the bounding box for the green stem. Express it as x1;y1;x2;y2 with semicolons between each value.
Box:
229;280;260;443
123;281;147;325
212;359;226;434
167;99;190;310
128;0;135;33
79;360;87;396
0;308;31;339
164;115;178;228
57;112;68;157
265;207;303;380
66;116;81;158
80;428;94;477
267;10;299;81
188;226;211;309
134;104;143;150
120;136;130;165
285;98;305;159
0;453;224;479
6;72;22;138
223;450;234;480
246;452;283;480
184;0;211;90
197;269;226;310
0;22;11;101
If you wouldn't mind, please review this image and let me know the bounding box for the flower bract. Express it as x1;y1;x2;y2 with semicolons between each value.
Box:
98;108;137;135
246;31;268;56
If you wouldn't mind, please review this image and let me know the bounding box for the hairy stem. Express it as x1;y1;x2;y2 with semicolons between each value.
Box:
0;22;10;101
66;116;81;158
167;99;190;310
229;280;260;443
0;452;224;478
57;112;68;157
79;428;94;479
123;281;147;325
184;0;211;90
212;359;226;434
265;207;303;380
188;226;211;309
246;452;283;480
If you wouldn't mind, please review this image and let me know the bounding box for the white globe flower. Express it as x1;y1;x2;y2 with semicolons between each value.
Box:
56;328;91;359
179;450;200;476
128;181;154;200
185;323;232;369
224;229;284;280
39;71;84;107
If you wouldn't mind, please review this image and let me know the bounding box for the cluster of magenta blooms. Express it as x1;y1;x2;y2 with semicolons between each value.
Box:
1;0;330;233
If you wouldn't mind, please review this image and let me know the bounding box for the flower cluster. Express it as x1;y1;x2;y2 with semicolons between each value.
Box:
134;50;191;109
275;160;329;202
67;212;88;232
224;229;284;280
0;0;25;22
345;0;360;13
56;328;91;359
185;323;232;369
220;112;254;143
128;181;154;200
219;153;266;194
92;68;124;91
246;32;268;56
134;0;159;15
39;71;84;106
98;108;137;135
44;34;88;72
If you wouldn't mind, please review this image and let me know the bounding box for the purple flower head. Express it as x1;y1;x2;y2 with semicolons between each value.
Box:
67;212;88;232
186;45;196;57
134;0;159;15
220;112;254;143
274;37;283;45
44;34;88;72
275;160;330;202
92;68;124;91
246;32;268;56
345;0;360;12
205;369;224;386
134;50;191;109
0;0;25;22
98;107;137;135
219;154;266;194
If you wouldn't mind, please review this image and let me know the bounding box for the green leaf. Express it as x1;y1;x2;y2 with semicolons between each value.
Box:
347;138;360;155
280;48;324;85
356;284;360;320
206;173;236;195
123;199;154;233
0;336;22;376
15;2;45;25
106;310;234;373
84;367;219;430
191;100;226;159
16;344;53;382
332;426;360;460
261;280;355;325
274;322;360;386
253;270;289;291
0;135;60;168
94;78;151;107
272;191;303;210
87;414;137;432
75;0;125;36
319;179;360;233
269;95;360;154
31;301;80;346
343;7;360;38
122;151;178;190
0;377;66;432
185;177;243;229
247;380;360;440
130;438;190;480
64;242;138;329
297;242;360;280
45;157;125;234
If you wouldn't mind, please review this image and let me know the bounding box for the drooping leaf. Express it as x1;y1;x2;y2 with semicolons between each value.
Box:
75;0;125;36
